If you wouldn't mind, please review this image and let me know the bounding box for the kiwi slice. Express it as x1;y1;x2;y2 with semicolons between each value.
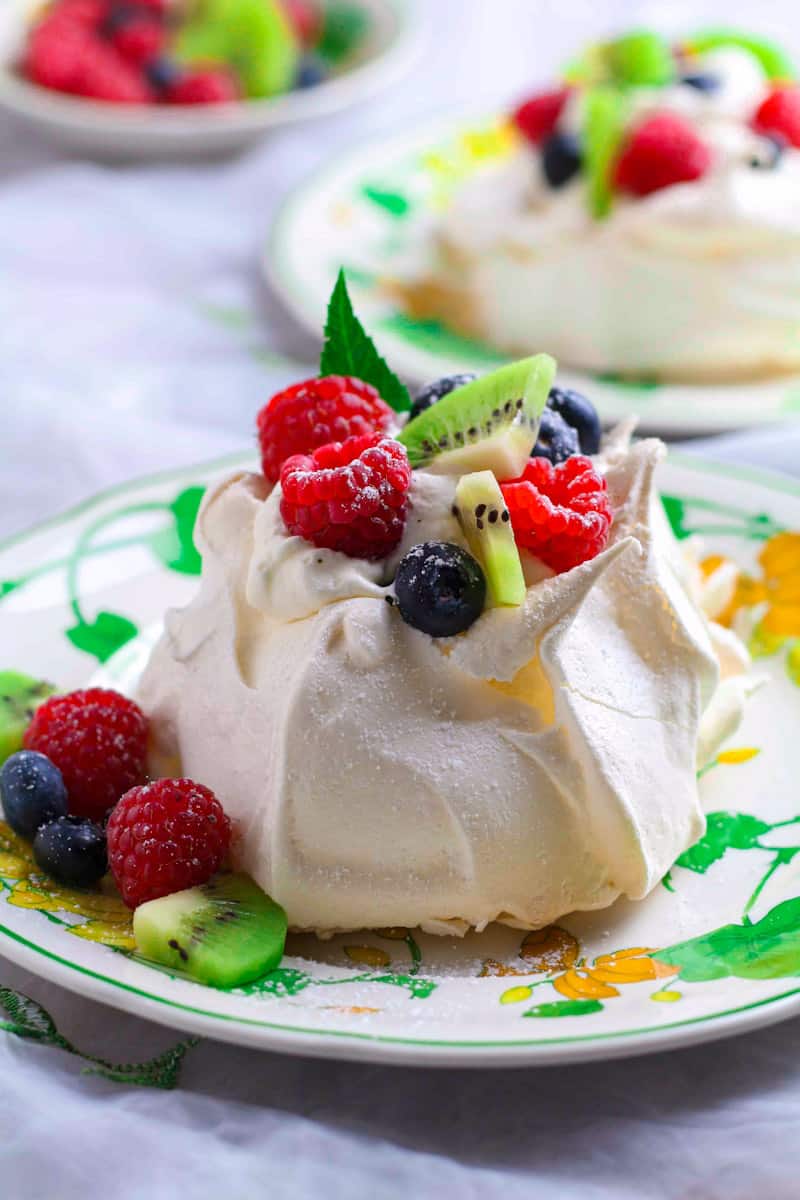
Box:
607;31;675;86
175;0;298;99
687;30;796;82
0;671;57;766
454;471;526;608
583;87;629;219
133;873;287;989
398;355;556;479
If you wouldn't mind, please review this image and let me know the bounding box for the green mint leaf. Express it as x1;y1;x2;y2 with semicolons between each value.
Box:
320;270;410;412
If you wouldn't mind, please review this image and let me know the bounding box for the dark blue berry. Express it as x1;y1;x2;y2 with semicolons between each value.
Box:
681;72;722;93
33;816;107;889
0;751;68;840
546;387;602;456
541;132;582;188
532;408;580;464
408;373;478;423
145;57;183;93
749;135;786;170
394;542;486;638
101;4;139;36
295;56;329;89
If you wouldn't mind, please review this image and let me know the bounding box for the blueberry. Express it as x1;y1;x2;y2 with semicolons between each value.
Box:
749;135;786;170
541;132;582;188
408;373;477;423
546;386;602;456
394;542;486;638
145;57;183;94
681;72;722;93
0;750;68;840
295;56;329;89
532;408;580;464
33;817;107;889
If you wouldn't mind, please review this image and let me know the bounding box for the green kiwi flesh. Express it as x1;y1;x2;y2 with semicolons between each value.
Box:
398;355;556;477
454;471;526;608
133;872;288;989
0;671;58;766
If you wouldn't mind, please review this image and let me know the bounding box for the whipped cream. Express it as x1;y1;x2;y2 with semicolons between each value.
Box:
411;47;800;379
138;433;752;935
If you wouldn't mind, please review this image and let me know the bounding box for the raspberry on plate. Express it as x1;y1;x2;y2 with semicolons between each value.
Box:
501;455;613;574
109;14;166;66
614;111;712;196
24;688;148;822
753;86;800;149
512;87;571;145
257;375;396;484
72;41;153;103
280;433;411;561
107;778;231;908
166;68;241;105
24;17;92;93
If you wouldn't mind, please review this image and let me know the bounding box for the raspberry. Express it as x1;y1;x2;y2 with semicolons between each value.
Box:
281;0;322;46
72;41;153;102
280;434;411;561
107;779;231;908
110;16;166;66
513;87;571;145
257;375;396;484
24;17;91;93
166;68;240;105
24;689;148;821
614;112;712;196
56;0;109;27
501;456;613;574
753;86;800;149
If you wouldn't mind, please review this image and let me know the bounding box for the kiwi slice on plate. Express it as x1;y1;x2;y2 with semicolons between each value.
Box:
133;872;288;989
398;355;556;479
0;671;57;766
686;30;796;82
455;471;526;608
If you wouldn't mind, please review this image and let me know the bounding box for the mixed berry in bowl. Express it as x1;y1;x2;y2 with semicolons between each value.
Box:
21;0;369;106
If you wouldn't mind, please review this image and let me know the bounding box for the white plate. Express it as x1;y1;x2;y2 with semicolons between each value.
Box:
2;451;800;1065
0;0;424;159
266;111;800;436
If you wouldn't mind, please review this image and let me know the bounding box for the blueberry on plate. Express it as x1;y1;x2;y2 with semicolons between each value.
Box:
0;750;68;840
681;72;721;93
532;408;580;464
394;542;486;637
408;373;478;423
749;135;786;170
33;816;107;889
546;387;602;456
145;57;183;94
541;131;582;188
295;55;329;89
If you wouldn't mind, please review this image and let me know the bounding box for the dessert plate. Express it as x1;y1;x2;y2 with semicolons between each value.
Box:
266;112;800;436
2;451;800;1066
0;0;424;160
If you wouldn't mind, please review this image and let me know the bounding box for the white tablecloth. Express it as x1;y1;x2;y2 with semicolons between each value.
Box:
3;2;800;1196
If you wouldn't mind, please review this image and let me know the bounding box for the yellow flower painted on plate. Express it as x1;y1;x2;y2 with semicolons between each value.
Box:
553;968;621;1000
70;921;136;951
651;989;682;1003
0;821;134;949
500;985;533;1005
707;532;800;641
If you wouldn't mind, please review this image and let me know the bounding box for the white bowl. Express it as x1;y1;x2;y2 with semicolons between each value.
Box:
0;0;423;159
